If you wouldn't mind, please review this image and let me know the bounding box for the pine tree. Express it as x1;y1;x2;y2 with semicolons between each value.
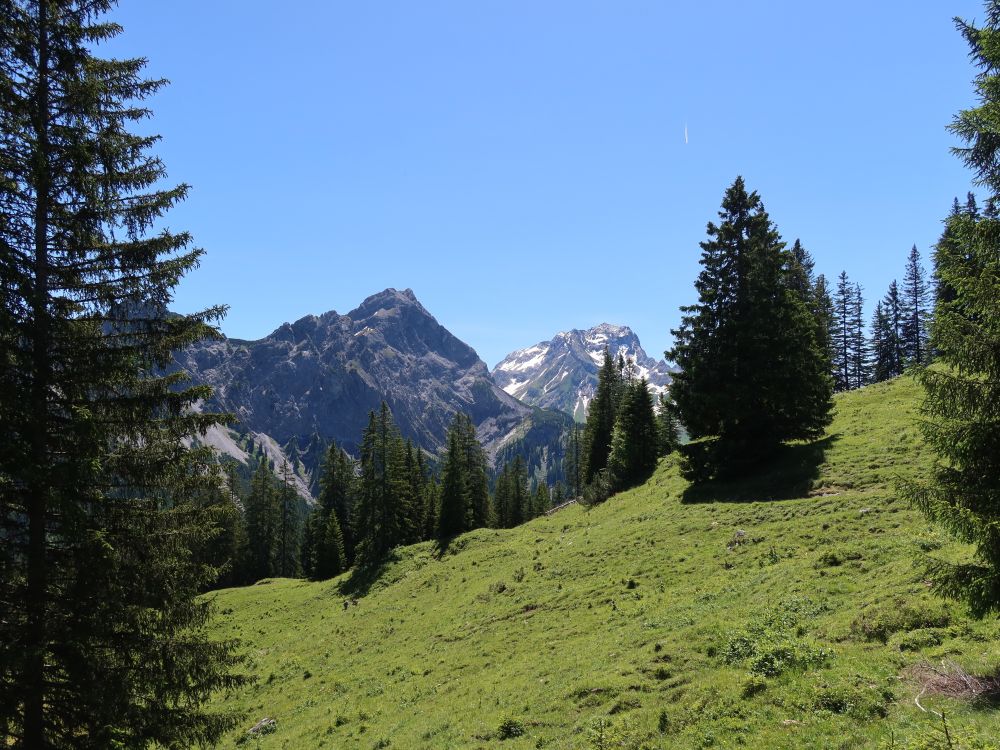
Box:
316;440;356;564
277;463;301;578
0;3;247;743
655;393;680;456
532;482;551;518
607;379;659;491
871;281;905;381
244;461;280;581
668;177;833;479
901;4;1000;615
813;274;837;385
353;403;409;565
563;424;584;498
901;245;931;366
437;427;469;538
582;348;621;484
832;271;854;391
849;282;868;389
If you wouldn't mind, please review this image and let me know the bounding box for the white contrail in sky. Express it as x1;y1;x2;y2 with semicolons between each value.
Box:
684;122;689;144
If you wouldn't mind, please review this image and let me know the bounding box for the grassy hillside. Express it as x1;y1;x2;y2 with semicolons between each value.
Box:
207;377;1000;749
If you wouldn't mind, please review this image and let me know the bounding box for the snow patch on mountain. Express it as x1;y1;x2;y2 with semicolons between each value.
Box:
492;324;676;421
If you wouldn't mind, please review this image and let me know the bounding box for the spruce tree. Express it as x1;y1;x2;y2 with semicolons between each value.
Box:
532;482;551;518
849;282;868;389
607;379;659;491
0;2;246;744
813;274;838;384
277;463;302;578
316;440;356;564
353;403;407;565
668;177;833;479
244;461;280;581
901;245;931;366
437;427;469;538
832;271;854;391
902;3;1000;615
655;393;680;457
582;348;621;484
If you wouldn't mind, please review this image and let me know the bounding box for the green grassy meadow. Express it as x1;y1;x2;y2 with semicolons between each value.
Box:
207;377;1000;749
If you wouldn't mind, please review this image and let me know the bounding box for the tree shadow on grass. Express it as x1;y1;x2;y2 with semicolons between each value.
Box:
337;551;400;599
681;434;840;504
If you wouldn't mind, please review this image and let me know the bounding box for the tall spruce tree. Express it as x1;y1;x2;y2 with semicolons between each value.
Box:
353;403;407;565
277;463;301;578
813;273;838;384
902;3;1000;615
655;393;680;457
582;348;622;484
244;461;280;582
901;245;931;366
316;440;356;564
832;271;854;391
607;379;659;491
0;2;246;744
850;282;868;389
668;177;833;478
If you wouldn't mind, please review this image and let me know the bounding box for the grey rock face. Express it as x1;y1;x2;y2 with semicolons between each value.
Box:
177;289;569;496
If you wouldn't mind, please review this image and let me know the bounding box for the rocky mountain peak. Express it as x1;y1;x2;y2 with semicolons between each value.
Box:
493;324;675;421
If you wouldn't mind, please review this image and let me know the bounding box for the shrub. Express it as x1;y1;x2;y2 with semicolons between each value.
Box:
497;716;526;740
850;599;951;643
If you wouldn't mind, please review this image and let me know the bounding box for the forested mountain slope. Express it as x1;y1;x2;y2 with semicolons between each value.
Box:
207;377;1000;749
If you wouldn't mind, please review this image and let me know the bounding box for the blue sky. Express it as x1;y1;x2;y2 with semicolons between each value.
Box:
106;1;983;368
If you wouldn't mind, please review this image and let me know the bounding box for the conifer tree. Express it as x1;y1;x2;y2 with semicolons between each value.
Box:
902;3;1000;615
315;440;356;563
832;272;854;391
668;177;833;478
582;348;621;484
607;379;660;491
353;403;407;565
813;274;838;383
244;461;280;581
277;463;302;578
0;3;247;743
563;424;584;498
655;393;680;457
871;281;905;381
437;428;469;538
850;282;869;389
901;245;931;366
532;482;551;518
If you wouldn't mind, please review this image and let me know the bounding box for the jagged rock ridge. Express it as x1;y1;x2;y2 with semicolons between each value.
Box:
177;289;571;497
492;323;675;421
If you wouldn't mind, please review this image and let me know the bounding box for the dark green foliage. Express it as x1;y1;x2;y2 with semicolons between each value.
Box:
655;393;680;457
582;349;623;484
492;456;529;528
532;482;551;518
277;464;302;578
607;379;659;491
668;177;833;480
437;413;490;539
563;424;584;498
245;462;281;581
315;441;357;565
901;3;1000;616
812;274;837;384
0;2;247;744
354;403;409;566
901;245;931;366
871;281;905;382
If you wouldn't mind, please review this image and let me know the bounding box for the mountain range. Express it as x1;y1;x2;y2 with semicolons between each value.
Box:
176;289;671;499
492;323;675;421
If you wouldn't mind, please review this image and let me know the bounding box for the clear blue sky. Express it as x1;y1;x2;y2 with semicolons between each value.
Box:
105;1;983;368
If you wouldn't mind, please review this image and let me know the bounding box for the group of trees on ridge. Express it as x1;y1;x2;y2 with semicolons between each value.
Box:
212;404;580;587
1;0;998;747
